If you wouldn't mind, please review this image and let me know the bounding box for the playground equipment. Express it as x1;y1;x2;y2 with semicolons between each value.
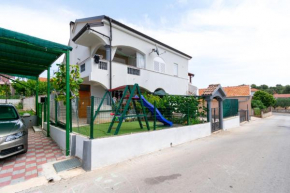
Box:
92;84;172;136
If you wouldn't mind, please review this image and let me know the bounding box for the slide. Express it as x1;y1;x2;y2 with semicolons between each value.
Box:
137;95;173;126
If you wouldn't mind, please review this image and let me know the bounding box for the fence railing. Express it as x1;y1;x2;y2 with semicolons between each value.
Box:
223;99;239;118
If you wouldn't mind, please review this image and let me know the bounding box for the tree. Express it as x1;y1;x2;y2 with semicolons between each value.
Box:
251;99;266;110
51;63;83;104
12;79;47;96
275;98;290;109
253;90;276;108
0;83;11;103
251;84;257;89
283;85;290;94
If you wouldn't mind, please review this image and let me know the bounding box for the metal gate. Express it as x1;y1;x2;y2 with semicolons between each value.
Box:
212;108;221;132
239;110;247;123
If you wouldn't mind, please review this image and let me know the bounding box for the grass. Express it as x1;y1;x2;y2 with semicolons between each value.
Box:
18;109;35;116
73;121;168;139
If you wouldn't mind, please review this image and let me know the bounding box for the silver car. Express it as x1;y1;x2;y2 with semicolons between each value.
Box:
0;104;28;159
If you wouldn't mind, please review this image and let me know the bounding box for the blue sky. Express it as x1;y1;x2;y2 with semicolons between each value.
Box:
1;0;290;88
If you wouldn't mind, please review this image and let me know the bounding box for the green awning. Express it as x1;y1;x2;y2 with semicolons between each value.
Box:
0;27;72;79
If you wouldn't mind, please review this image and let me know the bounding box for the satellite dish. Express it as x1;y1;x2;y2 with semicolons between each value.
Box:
155;45;160;56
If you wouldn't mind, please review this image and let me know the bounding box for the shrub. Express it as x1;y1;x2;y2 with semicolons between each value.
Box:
253;91;276;107
253;108;261;116
251;99;265;110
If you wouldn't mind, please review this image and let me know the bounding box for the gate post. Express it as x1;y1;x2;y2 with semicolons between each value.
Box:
218;99;223;129
206;99;212;132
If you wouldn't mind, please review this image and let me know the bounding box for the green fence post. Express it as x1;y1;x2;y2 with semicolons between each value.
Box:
187;105;190;125
90;96;94;139
70;98;72;133
65;50;70;156
44;100;47;122
55;99;58;126
154;101;156;130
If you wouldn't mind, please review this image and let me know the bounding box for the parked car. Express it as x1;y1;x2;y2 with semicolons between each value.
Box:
0;104;28;159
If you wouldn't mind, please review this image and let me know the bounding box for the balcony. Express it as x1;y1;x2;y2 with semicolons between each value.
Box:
188;83;198;95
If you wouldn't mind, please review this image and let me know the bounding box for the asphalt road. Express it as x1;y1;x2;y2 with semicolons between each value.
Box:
23;114;290;193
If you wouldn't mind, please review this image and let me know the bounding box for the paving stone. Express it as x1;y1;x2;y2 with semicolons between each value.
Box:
14;162;25;168
0;176;11;183
26;163;37;168
10;177;25;185
25;169;37;176
12;169;25;175
0;168;13;174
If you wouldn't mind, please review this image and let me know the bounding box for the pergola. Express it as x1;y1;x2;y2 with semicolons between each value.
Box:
0;27;72;155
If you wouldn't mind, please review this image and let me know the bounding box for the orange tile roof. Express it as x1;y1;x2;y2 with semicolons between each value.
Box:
199;85;250;97
273;94;290;98
39;77;47;82
251;88;259;92
201;84;220;96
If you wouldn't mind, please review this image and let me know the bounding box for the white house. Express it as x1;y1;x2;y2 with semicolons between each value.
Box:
69;15;197;101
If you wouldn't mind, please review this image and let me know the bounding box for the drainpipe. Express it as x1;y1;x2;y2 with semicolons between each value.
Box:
108;18;112;90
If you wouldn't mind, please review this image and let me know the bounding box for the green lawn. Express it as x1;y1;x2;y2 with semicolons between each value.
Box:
73;121;168;138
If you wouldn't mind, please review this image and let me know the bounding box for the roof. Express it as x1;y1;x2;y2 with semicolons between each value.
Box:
251;88;259;92
201;84;220;96
199;85;250;97
72;15;192;59
0;27;72;80
273;94;290;98
39;77;47;82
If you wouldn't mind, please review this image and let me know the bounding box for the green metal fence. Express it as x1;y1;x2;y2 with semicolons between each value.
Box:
223;99;239;118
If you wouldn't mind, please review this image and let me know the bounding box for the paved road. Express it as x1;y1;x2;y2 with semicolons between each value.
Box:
23;114;290;193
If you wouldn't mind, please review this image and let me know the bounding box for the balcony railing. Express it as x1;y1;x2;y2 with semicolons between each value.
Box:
127;67;140;76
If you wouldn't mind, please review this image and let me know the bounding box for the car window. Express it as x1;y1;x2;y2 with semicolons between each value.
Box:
0;106;19;120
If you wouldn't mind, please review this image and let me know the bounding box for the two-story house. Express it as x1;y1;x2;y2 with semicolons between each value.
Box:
69;15;196;103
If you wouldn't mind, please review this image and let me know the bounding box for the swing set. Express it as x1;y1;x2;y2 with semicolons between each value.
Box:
91;84;150;136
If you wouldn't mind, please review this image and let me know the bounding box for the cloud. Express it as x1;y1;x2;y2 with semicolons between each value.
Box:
120;0;290;88
0;4;83;77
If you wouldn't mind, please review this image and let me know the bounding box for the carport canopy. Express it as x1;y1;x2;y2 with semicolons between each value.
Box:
0;27;72;156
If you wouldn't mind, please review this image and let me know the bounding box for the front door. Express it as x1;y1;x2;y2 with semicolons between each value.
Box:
78;85;91;118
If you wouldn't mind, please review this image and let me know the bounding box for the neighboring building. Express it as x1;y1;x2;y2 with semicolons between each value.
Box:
251;88;259;96
39;77;47;82
199;85;252;113
0;74;15;95
273;94;290;99
68;15;196;100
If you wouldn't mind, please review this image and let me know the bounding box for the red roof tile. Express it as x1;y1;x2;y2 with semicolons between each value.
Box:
199;85;250;97
273;94;290;98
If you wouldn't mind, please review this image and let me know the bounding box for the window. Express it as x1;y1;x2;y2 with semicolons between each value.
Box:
0;106;19;121
128;67;140;76
153;57;166;73
81;63;85;72
174;63;178;76
99;61;108;70
136;52;145;69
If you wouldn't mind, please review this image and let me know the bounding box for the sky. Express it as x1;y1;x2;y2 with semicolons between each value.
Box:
1;0;289;88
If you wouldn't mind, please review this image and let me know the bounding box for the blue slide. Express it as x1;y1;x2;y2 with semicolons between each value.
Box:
137;95;173;126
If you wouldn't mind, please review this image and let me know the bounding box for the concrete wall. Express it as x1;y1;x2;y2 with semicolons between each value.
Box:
223;116;240;131
0;99;21;105
83;123;211;170
261;112;272;118
43;123;89;159
23;95;45;111
21;115;37;129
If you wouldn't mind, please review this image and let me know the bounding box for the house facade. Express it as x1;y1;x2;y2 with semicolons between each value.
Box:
68;15;196;99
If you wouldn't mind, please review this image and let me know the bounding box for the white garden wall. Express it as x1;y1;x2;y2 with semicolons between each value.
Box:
223;116;240;131
0;99;21;105
83;123;211;170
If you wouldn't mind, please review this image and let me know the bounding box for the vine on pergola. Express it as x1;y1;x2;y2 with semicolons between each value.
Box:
51;63;83;104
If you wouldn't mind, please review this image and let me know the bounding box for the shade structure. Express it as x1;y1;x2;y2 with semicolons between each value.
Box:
0;27;72;156
0;27;72;79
